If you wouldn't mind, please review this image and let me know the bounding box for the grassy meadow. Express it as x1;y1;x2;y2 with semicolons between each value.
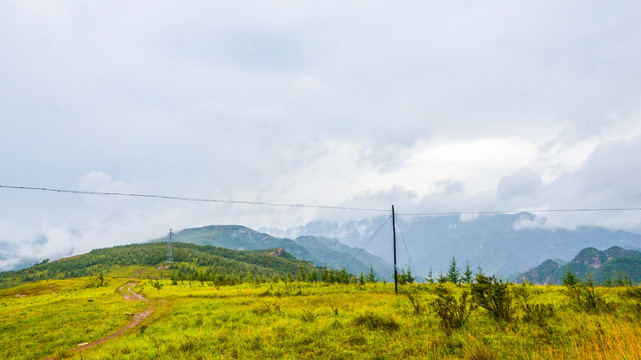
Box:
2;277;641;359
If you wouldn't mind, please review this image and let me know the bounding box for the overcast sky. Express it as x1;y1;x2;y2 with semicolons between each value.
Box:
2;1;641;269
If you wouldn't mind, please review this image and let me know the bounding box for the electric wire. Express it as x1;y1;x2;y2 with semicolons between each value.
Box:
2;185;640;216
396;221;418;279
0;185;389;213
396;207;641;217
343;215;392;270
5;183;641;287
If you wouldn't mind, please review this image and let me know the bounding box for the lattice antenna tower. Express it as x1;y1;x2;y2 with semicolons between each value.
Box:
166;229;173;267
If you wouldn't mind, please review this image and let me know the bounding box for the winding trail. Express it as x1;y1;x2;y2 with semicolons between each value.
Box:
44;282;154;360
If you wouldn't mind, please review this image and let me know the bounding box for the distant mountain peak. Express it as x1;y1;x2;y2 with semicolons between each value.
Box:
518;246;641;285
281;214;641;278
154;224;393;280
572;246;634;270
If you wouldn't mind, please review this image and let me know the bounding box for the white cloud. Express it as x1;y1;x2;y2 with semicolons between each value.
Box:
497;168;543;201
1;1;641;268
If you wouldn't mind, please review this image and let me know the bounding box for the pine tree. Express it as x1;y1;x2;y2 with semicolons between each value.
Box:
562;266;579;286
365;265;377;283
307;270;318;282
321;266;330;283
462;260;474;284
408;267;416;283
426;268;434;284
338;268;350;284
398;267;415;285
447;256;460;284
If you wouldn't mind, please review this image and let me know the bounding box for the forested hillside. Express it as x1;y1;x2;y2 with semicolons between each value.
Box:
0;242;315;289
155;225;392;280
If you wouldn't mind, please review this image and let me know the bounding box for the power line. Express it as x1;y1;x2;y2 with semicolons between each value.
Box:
0;185;389;213
397;207;641;217
395;221;417;278
344;215;392;270
2;184;641;216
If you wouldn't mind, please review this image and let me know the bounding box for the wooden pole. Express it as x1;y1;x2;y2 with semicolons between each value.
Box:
392;205;398;295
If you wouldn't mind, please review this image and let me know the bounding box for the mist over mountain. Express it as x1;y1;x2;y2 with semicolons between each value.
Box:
5;214;641;282
270;213;641;278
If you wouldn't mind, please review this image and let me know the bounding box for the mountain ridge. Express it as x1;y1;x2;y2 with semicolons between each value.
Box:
517;246;641;285
276;213;641;278
153;225;393;280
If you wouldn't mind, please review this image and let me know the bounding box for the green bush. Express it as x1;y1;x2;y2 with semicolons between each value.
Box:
470;274;514;324
301;309;317;322
565;276;605;313
622;287;641;302
402;287;425;315
522;303;555;328
429;285;474;336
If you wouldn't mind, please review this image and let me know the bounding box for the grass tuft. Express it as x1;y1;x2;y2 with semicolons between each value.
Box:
351;312;399;331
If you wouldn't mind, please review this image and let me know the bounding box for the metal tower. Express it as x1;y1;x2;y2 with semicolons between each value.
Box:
166;229;173;267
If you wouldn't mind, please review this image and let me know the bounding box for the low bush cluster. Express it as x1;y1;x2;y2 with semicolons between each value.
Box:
428;285;474;336
470;274;514;324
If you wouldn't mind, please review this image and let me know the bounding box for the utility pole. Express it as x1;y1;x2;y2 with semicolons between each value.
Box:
166;229;173;267
392;205;398;295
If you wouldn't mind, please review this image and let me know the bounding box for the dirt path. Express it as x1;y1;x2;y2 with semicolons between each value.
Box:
44;282;154;359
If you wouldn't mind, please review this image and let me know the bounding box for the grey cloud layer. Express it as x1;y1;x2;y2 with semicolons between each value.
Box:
1;1;641;269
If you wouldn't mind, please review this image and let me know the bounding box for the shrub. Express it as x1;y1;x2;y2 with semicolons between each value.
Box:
461;339;495;360
352;312;399;331
565;275;604;313
470;274;514;324
151;280;163;290
429;285;474;336
523;303;556;341
512;283;531;305
252;304;280;315
522;303;555;328
301;309;317;322
622;287;641;302
403;288;425;315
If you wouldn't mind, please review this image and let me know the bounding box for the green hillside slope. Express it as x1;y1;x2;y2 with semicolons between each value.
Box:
0;242;314;289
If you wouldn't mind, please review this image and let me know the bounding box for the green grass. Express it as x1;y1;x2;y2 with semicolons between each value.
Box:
2;279;641;359
0;278;148;359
